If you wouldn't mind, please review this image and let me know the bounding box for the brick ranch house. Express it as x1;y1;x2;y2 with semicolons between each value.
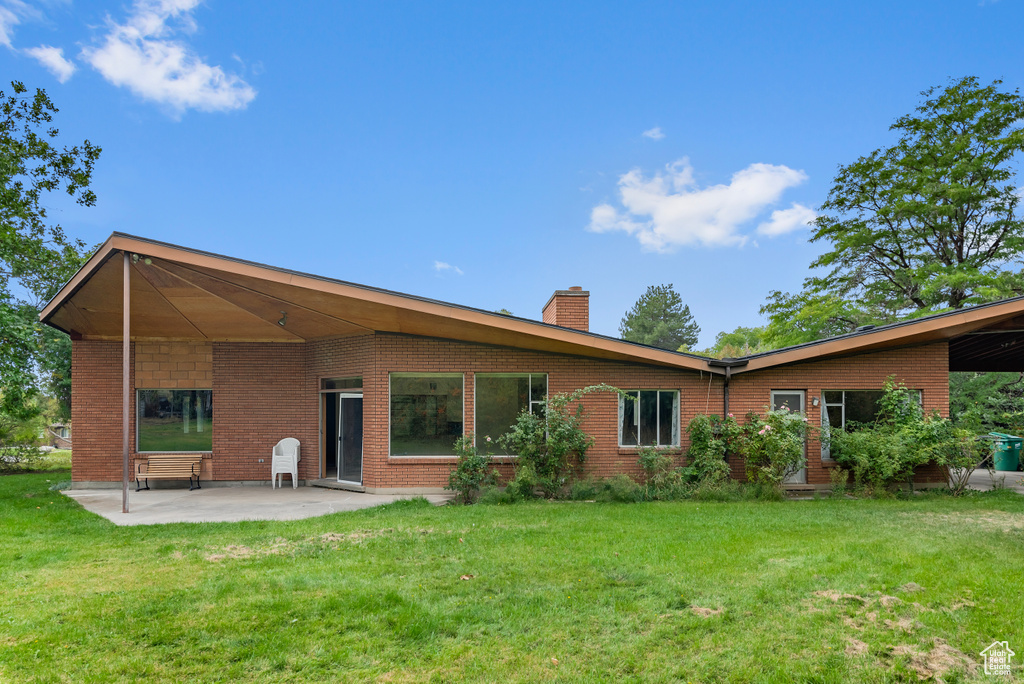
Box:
39;234;1024;492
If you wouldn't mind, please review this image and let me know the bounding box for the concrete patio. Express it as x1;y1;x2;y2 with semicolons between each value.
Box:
63;485;453;526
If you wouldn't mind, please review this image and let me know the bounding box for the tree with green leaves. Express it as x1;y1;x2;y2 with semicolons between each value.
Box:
619;284;700;351
1;80;100;424
763;77;1024;347
707;325;772;358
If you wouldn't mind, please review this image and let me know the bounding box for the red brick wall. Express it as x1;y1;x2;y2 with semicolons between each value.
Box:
308;335;375;478
211;342;318;482
71;340;131;483
728;343;950;484
365;334;722;489
70;334;951;489
541;288;590;331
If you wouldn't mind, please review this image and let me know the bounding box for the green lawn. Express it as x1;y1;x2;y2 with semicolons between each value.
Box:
138;420;213;452
2;472;1023;682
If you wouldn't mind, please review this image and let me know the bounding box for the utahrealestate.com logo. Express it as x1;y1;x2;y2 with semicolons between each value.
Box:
980;641;1015;676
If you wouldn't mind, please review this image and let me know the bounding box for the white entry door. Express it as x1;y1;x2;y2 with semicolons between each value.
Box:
771;390;807;484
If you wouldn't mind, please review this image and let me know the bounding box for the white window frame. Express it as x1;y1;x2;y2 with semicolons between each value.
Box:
388;372;465;458
770;389;805;414
617;389;680;448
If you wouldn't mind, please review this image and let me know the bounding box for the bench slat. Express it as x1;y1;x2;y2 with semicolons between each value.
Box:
135;455;203;490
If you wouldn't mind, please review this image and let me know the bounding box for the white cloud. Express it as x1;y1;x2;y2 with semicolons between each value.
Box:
81;0;256;114
433;261;463;276
24;45;75;82
642;126;665;140
0;6;18;47
0;0;42;48
588;158;809;251
756;202;817;236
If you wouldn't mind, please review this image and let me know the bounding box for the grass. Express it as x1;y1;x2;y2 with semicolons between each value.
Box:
0;448;72;474
2;472;1023;682
138;421;213;452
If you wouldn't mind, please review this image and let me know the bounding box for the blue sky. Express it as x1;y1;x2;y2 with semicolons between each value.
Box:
2;0;1022;347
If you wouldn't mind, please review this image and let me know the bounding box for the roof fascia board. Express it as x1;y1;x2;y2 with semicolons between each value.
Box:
732;301;1024;373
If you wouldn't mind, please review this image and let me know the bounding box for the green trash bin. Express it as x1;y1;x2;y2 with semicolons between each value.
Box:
989;432;1022;471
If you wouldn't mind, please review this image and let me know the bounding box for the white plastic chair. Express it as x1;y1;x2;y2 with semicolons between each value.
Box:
271;438;300;489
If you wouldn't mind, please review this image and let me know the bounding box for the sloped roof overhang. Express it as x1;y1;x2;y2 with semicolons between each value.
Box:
726;297;1024;374
39;233;719;373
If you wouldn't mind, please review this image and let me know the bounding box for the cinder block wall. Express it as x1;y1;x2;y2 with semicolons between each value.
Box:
727;342;950;484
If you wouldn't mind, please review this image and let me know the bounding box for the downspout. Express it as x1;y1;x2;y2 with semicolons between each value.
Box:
706;358;747;418
723;365;731;417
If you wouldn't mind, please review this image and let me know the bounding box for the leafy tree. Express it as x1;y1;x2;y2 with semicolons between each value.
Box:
949;371;1024;432
703;325;773;358
763;77;1024;345
1;80;100;423
619;284;700;350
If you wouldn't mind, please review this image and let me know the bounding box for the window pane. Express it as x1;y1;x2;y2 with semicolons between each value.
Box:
390;375;463;456
658;391;676;446
137;389;213;452
620;391;639;446
476;375;530;455
772;393;803;412
845;391;884;427
639;390;658;445
530;374;547;403
826;405;843;430
823;391;843;405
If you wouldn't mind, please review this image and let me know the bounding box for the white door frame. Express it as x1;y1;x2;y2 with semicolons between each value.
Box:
771;390;807;485
337;392;363;485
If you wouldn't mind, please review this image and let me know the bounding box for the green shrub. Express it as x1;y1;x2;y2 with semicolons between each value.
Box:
827;378;986;494
599;474;644;502
568;477;602;501
739;408;808;486
499;384;622;498
569;475;644;502
829;428;922;492
828;466;850;497
682;414;730;485
445;436;496;504
477;485;519;505
637;446;690;499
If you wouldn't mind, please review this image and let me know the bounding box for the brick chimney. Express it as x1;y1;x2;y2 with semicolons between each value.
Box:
542;286;590;332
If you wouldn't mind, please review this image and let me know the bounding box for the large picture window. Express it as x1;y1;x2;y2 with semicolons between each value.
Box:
821;389;921;459
390;374;464;456
137;389;213;452
619;390;679;447
475;374;547;454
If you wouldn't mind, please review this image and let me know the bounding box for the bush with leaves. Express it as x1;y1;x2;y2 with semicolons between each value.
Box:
636;446;688;499
681;414;731;485
827;377;957;493
0;405;43;473
498;384;620;498
445;436;496;504
739;408;808;486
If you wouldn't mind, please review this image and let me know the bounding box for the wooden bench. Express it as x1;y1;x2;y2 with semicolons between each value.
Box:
135;454;204;491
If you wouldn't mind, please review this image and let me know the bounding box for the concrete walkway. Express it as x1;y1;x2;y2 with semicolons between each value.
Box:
966;468;1024;493
63;486;453;526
